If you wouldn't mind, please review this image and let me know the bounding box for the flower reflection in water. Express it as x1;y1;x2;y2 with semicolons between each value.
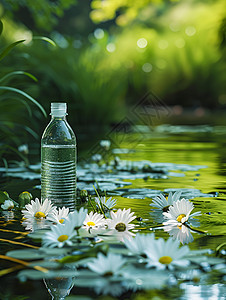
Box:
22;217;50;232
164;224;194;244
2;210;15;221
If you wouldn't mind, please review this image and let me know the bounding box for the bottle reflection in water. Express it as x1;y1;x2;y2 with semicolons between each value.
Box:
41;103;77;210
43;277;74;300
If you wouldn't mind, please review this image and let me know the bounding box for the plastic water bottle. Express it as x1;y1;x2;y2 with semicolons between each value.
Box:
41;103;76;210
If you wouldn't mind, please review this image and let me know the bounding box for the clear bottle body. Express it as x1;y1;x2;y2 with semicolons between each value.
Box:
41;105;76;210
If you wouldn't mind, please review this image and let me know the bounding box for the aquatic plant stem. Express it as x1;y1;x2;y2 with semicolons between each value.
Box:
0;238;39;248
0;255;48;276
93;185;106;218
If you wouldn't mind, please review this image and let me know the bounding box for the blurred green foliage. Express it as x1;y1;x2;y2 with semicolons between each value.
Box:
0;0;225;163
90;0;179;25
0;20;50;164
0;0;77;31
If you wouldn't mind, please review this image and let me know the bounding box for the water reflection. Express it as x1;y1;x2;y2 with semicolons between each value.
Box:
22;217;50;231
2;210;15;221
163;224;194;244
44;276;74;300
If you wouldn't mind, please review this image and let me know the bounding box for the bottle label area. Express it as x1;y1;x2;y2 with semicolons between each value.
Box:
41;145;77;209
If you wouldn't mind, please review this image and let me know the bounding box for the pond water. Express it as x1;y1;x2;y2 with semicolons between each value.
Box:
0;125;225;300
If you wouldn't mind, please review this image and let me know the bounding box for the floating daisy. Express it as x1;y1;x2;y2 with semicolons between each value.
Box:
47;207;69;224
83;211;106;230
87;252;126;276
95;196;117;210
65;207;87;229
100;140;111;150
151;191;182;212
106;208;136;241
163;198;201;225
1;199;14;211
21;198;56;220
123;233;155;255
42;221;77;248
145;237;190;270
164;224;194;244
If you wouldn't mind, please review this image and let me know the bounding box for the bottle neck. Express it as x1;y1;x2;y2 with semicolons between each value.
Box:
51;114;67;121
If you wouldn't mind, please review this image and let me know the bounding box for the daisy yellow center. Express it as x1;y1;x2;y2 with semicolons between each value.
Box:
103;271;113;277
59;219;64;224
115;222;126;232
35;211;46;218
159;256;173;264
177;214;186;222
57;235;68;242
87;221;95;226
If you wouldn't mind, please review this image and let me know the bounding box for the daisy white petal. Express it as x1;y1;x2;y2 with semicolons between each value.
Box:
1;200;14;211
83;211;106;230
42;221;76;248
106;208;136;242
65;207;88;229
164;224;194;244
163;198;201;225
151;191;182;211
123;233;155;255
21;198;57;220
87;252;126;276
47;207;69;224
145;237;190;270
95;196;117;210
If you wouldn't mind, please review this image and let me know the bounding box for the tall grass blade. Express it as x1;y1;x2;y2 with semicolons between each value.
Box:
0;71;38;83
0;20;3;36
0;40;25;61
32;36;56;47
0;86;46;117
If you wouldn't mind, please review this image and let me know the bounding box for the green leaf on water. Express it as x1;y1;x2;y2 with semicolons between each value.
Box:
6;249;45;260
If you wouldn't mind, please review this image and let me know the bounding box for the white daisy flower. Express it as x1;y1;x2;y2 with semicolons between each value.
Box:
95;196;117;210
1;200;14;211
151;191;181;212
65;207;88;229
46;207;69;224
87;252;126;276
42;221;77;248
21;198;56;219
100;140;111;150
145;237;190;270
92;154;102;162
164;224;194;244
123;233;155;255
83;211;106;230
106;208;136;241
163;198;201;225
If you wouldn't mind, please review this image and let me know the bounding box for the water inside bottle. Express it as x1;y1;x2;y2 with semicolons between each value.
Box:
41;144;76;210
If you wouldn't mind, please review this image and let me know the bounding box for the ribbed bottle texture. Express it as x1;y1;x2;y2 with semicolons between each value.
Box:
41;103;76;210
